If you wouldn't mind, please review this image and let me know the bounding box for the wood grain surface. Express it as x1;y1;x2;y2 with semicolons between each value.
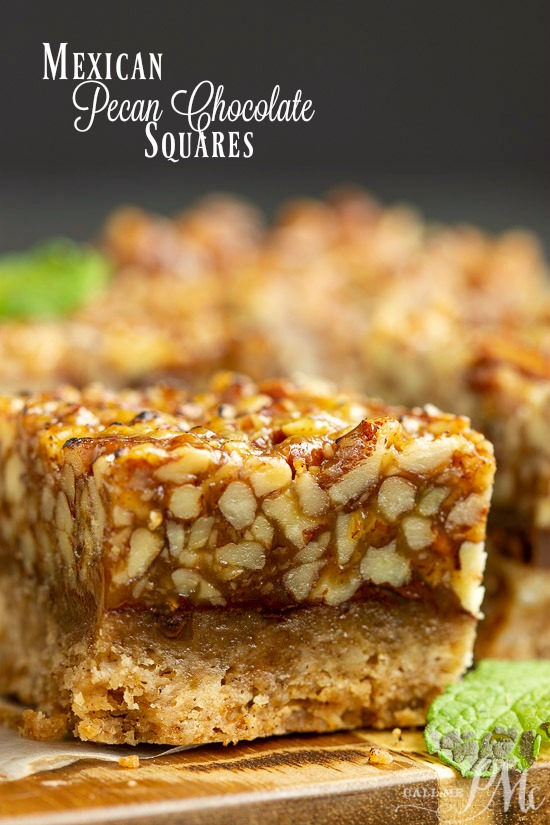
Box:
0;729;549;825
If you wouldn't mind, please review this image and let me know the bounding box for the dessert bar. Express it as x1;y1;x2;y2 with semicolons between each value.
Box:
0;374;495;744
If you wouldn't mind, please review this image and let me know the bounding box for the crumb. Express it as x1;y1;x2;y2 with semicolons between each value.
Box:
127;779;138;787
119;754;140;769
392;727;403;742
368;747;394;765
19;709;67;741
148;510;163;530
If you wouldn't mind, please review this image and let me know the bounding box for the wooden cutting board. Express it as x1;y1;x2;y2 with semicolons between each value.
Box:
0;729;549;825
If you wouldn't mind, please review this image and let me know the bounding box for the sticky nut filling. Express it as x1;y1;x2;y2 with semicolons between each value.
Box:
0;373;495;617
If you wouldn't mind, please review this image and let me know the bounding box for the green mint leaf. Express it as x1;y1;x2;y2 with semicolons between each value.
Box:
0;240;111;320
424;660;550;777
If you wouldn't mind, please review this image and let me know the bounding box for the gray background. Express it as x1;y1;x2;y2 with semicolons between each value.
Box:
0;1;548;251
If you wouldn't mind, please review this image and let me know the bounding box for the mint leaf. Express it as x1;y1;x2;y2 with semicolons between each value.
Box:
424;660;550;777
0;240;111;320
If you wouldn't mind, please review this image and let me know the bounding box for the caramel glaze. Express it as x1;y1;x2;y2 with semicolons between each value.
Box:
108;577;469;643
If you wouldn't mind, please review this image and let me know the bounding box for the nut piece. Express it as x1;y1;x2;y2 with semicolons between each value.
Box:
40;486;55;521
452;540;487;617
4;452;25;504
172;567;201;596
335;512;358;565
418;486;448;516
283;561;323;601
446;493;488;528
127;527;163;579
60;464;76;504
170;485;203;520
313;571;361;605
156;447;213;482
165;520;185;557
197;579;226;606
360;541;411;587
218;481;257;529
263;490;315;549
249;458;292;497
329;450;383;505
86;478;106;545
55;491;73;535
295;540;326;564
250;514;274;546
113;505;133;527
377;477;416;522
402;516;433;551
216;541;265;569
187;516;214;551
397;435;462;474
281;418;335;437
295;472;329;516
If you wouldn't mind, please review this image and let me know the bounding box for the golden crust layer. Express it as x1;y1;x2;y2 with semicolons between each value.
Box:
0;571;476;745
